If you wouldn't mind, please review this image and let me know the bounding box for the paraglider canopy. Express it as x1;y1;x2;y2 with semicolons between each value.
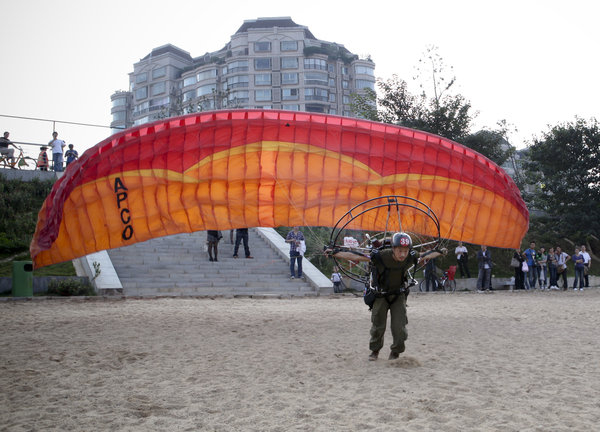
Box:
30;109;528;268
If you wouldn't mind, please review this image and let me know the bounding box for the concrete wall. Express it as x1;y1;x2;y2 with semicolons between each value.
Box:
0;167;60;181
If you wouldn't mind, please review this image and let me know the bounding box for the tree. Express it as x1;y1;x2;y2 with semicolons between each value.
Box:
524;117;600;238
461;127;513;167
350;73;471;140
0;175;54;253
350;47;512;165
349;87;379;122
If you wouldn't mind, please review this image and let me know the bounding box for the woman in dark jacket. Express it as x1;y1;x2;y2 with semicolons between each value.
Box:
513;249;525;289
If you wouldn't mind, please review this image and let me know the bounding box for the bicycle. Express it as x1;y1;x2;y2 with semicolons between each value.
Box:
419;265;457;292
0;147;37;169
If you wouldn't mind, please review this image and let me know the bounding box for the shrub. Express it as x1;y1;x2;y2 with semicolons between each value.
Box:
0;175;54;254
47;279;96;296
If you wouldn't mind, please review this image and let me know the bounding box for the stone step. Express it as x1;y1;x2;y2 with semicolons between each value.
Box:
107;229;315;297
122;279;307;290
125;285;315;297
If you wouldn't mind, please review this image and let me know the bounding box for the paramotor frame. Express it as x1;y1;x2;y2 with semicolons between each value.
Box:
328;195;441;286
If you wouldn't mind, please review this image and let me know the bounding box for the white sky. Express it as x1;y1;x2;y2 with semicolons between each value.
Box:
1;0;598;159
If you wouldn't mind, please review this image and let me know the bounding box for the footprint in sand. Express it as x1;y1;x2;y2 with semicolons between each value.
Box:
387;356;422;368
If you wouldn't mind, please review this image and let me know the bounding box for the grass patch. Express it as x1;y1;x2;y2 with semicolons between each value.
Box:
0;255;76;277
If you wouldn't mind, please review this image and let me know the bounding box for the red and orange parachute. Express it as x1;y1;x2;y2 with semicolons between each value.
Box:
30;110;528;268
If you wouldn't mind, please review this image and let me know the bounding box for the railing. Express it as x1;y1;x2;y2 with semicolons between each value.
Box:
0;142;71;172
0;113;121;171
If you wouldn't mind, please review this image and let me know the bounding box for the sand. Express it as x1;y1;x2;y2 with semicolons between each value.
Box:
1;290;600;431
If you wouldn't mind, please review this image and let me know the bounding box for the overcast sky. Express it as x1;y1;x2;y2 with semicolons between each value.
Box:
1;0;598;159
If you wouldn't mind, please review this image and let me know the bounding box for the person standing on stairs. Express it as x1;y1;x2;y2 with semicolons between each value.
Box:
286;226;305;279
233;228;253;259
207;230;222;262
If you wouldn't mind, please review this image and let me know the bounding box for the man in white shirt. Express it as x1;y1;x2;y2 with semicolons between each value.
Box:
455;241;471;278
580;245;591;288
48;131;66;172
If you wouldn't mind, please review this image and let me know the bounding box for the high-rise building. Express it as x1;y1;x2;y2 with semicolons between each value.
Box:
110;17;375;133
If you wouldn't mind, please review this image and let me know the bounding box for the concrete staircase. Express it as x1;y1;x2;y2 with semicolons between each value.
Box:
107;229;316;297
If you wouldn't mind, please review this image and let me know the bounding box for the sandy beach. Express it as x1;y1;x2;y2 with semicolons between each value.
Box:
1;290;600;431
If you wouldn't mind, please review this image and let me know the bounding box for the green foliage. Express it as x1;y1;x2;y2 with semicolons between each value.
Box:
423;93;473;142
0;174;77;277
461;129;513;166
349;88;379;122
0;175;54;253
524;117;600;237
33;260;77;277
275;226;335;276
92;261;101;281
47;278;96;296
350;47;515;166
303;44;357;64
0;255;76;277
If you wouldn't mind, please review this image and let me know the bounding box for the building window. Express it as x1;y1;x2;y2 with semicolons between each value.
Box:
134;116;150;126
197;69;217;81
281;57;298;69
152;66;166;79
329;93;336;103
281;72;298;85
133;101;149;116
149;96;169;109
255;73;272;86
197;84;217;97
199;99;215;110
304;58;327;70
225;60;249;74
255;89;272;102
342;80;349;89
226;90;249;106
281;41;298;51
183;76;196;87
135;72;147;84
355;65;375;76
112;111;126;122
254;41;271;52
150;81;166;96
356;79;375;90
329;108;337;115
112;97;127;108
254;58;272;70
282;88;298;101
305;104;326;113
305;88;328;101
229;90;249;100
183;90;196;102
342;66;349;75
343;95;350;104
282;104;300;111
304;72;328;86
135;86;148;100
226;75;249;89
329;78;335;87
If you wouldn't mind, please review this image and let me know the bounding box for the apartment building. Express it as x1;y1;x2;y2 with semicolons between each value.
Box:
110;17;375;133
